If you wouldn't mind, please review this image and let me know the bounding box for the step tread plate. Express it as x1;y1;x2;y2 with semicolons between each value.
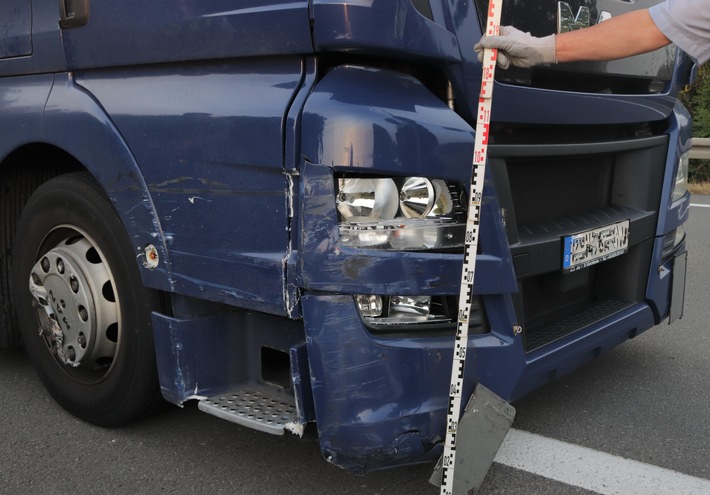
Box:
198;385;297;435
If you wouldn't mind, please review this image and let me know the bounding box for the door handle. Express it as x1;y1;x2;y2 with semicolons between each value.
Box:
59;0;90;29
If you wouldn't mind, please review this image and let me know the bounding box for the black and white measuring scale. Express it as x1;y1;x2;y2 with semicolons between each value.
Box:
438;1;508;493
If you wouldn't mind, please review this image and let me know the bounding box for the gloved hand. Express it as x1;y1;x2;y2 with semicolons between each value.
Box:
474;25;557;69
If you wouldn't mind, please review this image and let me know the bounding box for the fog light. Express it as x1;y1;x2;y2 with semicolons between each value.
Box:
355;294;452;326
355;295;383;317
389;296;431;317
355;295;489;335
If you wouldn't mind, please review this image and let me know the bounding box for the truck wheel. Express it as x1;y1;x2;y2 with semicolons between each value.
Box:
13;173;163;427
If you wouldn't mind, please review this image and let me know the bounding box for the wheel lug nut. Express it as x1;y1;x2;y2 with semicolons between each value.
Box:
70;277;79;293
56;258;65;274
78;306;88;322
41;257;50;272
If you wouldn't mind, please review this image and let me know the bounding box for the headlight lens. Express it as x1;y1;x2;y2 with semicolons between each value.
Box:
336;176;466;250
336;178;399;221
399;177;456;218
672;152;689;203
400;177;436;218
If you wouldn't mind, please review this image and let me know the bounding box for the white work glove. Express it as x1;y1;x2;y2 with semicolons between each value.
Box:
474;25;557;69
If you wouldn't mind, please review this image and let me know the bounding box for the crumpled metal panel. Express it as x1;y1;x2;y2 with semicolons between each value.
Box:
301;293;519;473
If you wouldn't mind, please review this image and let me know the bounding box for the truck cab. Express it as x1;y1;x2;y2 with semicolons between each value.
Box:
0;0;690;475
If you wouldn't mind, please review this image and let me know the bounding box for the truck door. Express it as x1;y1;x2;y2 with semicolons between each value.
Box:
0;1;32;59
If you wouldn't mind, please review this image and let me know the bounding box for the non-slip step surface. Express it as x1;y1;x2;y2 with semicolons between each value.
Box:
198;385;297;435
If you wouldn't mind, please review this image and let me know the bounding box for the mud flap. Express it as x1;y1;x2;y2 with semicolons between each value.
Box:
430;384;515;494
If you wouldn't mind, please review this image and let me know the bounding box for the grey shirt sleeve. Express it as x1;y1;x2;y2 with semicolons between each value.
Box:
649;0;710;64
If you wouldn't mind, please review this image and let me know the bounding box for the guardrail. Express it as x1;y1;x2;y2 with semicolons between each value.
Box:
690;138;710;160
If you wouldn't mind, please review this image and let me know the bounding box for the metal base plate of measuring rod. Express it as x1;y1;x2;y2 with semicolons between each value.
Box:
430;384;516;494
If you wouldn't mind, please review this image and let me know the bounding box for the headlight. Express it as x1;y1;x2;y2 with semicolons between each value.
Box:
336;176;466;250
399;177;456;218
336;178;399;221
672;152;689;203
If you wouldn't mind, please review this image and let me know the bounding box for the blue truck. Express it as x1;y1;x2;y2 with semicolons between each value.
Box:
0;0;690;476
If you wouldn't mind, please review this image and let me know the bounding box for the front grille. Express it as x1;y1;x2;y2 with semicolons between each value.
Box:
490;130;668;351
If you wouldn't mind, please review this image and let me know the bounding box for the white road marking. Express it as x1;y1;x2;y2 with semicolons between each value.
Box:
494;429;710;495
690;203;710;208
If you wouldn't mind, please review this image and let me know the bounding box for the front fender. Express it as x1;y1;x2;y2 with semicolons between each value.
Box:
42;73;172;291
301;65;473;176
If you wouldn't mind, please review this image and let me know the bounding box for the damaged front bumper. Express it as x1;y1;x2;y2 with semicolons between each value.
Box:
300;292;519;473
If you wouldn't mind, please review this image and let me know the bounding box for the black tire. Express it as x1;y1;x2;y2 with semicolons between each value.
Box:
13;172;163;427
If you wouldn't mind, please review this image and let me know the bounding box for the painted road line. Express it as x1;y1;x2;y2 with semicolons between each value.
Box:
494;429;710;495
690;203;710;208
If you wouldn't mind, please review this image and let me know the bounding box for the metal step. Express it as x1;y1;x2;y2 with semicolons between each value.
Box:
198;385;298;435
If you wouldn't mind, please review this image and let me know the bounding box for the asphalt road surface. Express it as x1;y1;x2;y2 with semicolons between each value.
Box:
1;195;708;495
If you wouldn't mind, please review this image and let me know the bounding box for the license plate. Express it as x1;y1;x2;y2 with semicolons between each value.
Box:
562;220;629;272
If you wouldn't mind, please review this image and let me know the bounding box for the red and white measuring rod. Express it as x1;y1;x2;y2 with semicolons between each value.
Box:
439;1;502;494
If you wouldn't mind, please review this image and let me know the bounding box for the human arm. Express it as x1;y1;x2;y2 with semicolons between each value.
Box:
556;9;671;62
475;9;672;68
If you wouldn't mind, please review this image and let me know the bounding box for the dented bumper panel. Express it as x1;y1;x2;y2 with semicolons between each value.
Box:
300;293;519;473
299;293;664;473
